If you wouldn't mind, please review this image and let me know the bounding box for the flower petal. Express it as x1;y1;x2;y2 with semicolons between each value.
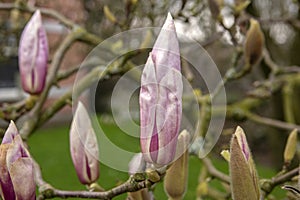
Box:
70;102;99;184
2;121;19;145
9;158;35;200
0;144;15;200
19;10;48;94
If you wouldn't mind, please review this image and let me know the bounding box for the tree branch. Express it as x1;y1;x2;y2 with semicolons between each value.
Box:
202;157;231;184
260;167;299;197
38;67;104;126
33;149;155;200
244;111;300;132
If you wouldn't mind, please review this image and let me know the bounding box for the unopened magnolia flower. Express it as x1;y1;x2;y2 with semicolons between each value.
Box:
230;126;260;200
0;121;35;200
140;13;183;166
283;129;298;166
70;102;99;185
19;10;48;95
164;130;190;200
244;18;264;66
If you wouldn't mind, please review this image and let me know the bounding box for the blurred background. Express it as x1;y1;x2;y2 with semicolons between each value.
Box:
0;0;300;199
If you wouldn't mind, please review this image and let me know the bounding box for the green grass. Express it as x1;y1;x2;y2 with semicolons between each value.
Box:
25;119;285;199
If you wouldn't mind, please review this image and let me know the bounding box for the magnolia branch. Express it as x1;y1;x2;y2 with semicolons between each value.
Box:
38;67;104;126
244;111;300;131
32;153;155;200
202;157;231;184
40;180;150;200
260;167;299;197
0;2;103;44
0;2;76;29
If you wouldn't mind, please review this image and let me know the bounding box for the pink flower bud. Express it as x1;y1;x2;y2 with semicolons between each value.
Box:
70;102;99;185
0;121;18;200
19;10;48;95
0;121;35;200
140;13;182;166
6;136;35;200
1;121;18;144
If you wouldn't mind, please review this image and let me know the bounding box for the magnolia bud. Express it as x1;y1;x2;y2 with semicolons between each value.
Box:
19;10;48;95
140;13;183;167
164;130;190;200
0;121;35;200
0;121;19;199
196;182;208;197
230;126;260;200
283;129;298;165
220;149;230;162
0;144;12;200
6;136;35;200
70;102;99;185
127;189;154;200
145;169;161;183
2;121;18;145
244;18;264;66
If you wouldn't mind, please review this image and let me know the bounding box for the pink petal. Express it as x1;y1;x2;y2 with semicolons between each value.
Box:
19;10;48;94
140;13;182;166
70;102;99;184
2;121;19;145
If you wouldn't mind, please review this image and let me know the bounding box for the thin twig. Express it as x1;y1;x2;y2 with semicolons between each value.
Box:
244;111;300;132
260;167;299;197
33;148;154;200
0;2;74;28
38;67;104;126
202;158;231;184
272;167;299;186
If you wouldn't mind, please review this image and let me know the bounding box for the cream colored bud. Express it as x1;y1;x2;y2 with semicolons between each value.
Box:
230;126;260;200
196;182;208;197
145;169;160;183
128;189;152;200
284;129;298;165
164;130;190;200
220;150;230;162
244;19;264;66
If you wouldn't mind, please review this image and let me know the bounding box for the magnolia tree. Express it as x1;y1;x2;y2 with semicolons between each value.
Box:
0;0;299;200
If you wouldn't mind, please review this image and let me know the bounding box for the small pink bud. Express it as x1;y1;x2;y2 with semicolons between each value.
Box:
19;10;48;95
140;13;183;166
70;102;99;185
